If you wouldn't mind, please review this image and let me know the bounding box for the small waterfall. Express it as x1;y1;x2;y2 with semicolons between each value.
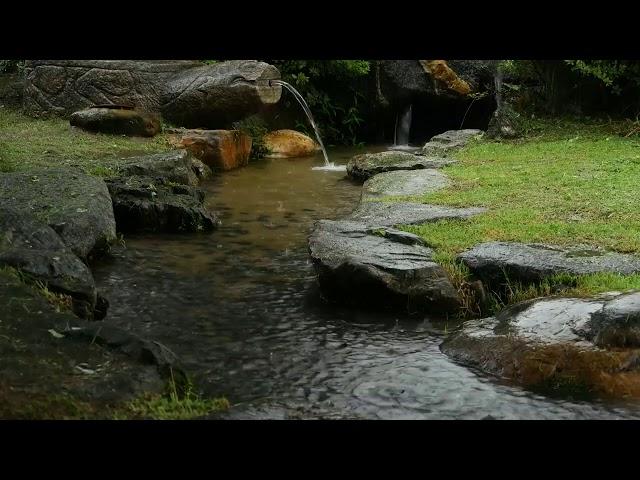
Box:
390;104;420;152
271;79;343;170
494;68;504;111
395;104;412;146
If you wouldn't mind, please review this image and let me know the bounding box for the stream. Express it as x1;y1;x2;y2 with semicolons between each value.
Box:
93;147;640;419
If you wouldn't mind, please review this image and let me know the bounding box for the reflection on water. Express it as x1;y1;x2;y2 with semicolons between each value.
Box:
93;148;640;419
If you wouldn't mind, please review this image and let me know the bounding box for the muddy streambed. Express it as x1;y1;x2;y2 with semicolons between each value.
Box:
92;147;640;419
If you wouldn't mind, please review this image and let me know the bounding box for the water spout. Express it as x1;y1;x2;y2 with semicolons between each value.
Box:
270;79;337;169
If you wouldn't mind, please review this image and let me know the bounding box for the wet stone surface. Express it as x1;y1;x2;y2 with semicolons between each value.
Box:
347;151;456;182
362;169;450;199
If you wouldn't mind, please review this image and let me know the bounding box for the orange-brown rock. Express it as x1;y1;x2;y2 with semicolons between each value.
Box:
263;129;320;158
419;60;471;96
170;129;252;171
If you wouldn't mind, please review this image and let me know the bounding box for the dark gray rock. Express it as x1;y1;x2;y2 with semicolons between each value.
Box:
458;242;640;287
362;169;450;199
69;106;161;137
60;321;181;376
0;207;101;319
106;176;219;233
308;220;460;315
486;102;521;139
348;201;487;227
0;73;24;107
346;151;456;182
115;150;201;186
0;269;171;413
421;129;483;157
23;60;282;128
190;158;213;182
0;169;116;260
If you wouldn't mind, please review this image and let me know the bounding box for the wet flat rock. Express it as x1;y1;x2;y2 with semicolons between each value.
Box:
421;129;483;157
348;201;486;227
106;176;219;233
362;169;450;199
0;169;116;260
458;242;640;286
308;220;460;314
441;292;640;399
346;151;456;182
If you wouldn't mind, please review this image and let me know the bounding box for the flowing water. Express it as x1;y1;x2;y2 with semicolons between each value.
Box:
270;80;346;172
93;148;640;419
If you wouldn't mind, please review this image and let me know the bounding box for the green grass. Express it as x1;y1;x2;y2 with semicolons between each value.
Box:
0;108;173;176
115;373;230;420
398;117;640;256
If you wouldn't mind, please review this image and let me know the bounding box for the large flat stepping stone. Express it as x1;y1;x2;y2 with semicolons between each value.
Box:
308;220;460;315
362;169;450;199
458;242;640;286
0;169;116;260
421;129;482;157
441;292;640;399
347;151;456;182
348;201;486;227
70;106;161;137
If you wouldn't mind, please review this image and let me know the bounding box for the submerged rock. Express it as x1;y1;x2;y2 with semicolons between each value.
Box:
0;169;116;260
346;151;456;182
348;201;486;227
69;106;162;137
441;292;640;399
106;176;219;233
23;60;282;128
458;242;640;287
172;129;252;171
362;169;450;198
0;207;102;319
263;129;320;158
421;129;483;157
308;220;460;315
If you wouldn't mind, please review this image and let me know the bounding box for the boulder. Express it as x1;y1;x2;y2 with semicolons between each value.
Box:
308;220;460;315
458;242;640;288
22;60;282;128
69;106;161;137
0;73;24;107
0;207;102;319
421;129;483;157
362;169;450;199
441;293;640;399
172;129;252;171
106;176;219;233
486;101;521;139
263;129;320;158
115;150;201;186
347;151;456;182
377;60;497;104
0;169;116;260
348;201;486;227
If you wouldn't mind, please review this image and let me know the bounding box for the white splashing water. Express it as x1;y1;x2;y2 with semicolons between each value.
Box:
271;79;344;171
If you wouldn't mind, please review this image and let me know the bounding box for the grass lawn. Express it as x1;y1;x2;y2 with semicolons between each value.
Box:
0;108;173;176
398;117;640;255
394;117;640;303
